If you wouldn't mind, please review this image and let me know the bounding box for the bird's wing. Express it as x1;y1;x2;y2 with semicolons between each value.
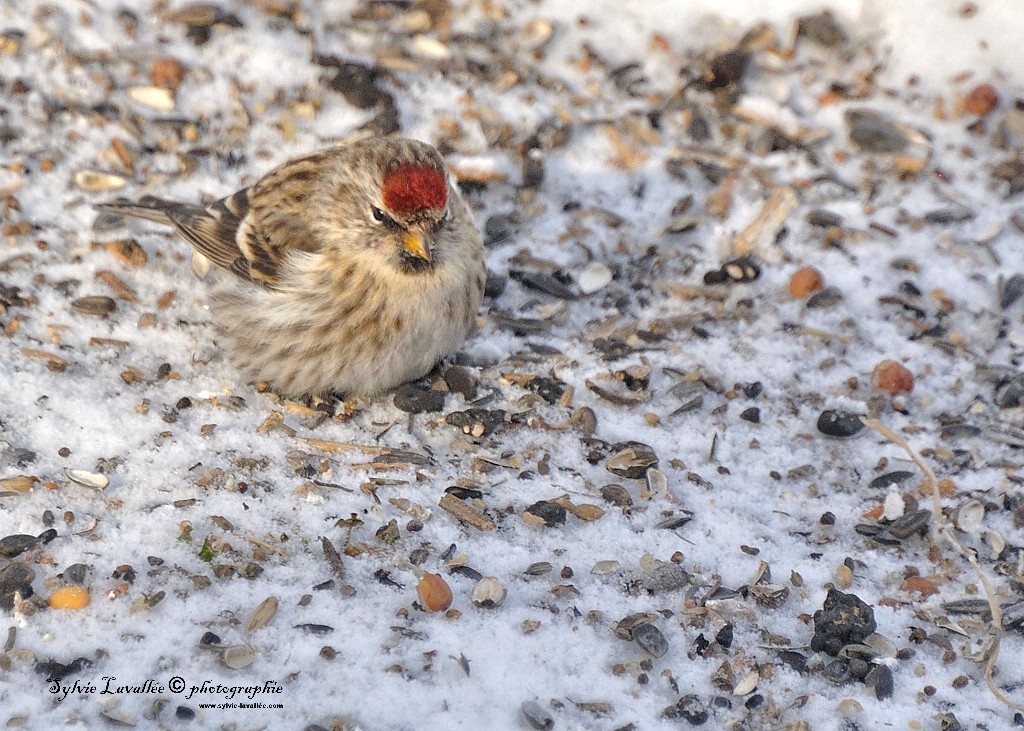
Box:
95;194;257;281
238;151;333;279
96;150;339;287
200;150;336;284
169;191;258;277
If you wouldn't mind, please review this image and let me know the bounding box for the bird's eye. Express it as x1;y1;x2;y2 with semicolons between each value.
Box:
371;207;402;231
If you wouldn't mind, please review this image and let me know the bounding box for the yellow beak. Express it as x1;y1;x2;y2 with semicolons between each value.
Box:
403;231;431;261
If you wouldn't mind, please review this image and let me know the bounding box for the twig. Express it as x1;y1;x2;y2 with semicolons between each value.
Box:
241;534;288;556
862;418;1023;712
298;437;390;455
438;493;495;531
793;325;853;344
983;639;1024;711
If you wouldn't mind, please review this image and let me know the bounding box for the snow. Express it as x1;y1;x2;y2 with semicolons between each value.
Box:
2;0;1024;729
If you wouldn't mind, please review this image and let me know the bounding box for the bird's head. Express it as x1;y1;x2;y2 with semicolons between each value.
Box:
373;159;450;273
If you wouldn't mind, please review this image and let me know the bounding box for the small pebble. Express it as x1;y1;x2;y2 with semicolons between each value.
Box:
739;406;760;423
443;366;478;400
872;360;913;394
417;573;453;612
578;262;613;295
965;83;999;116
511;270;576;300
810;589;877;656
393;384;445;414
49;586;90;610
866;664;895;700
483;213;517;246
599;484;633;507
151;57;185;92
995;374;1024;408
62;564;88;585
521;700;554;730
885;509;930;539
663;694;709;725
805;286;843;309
806;209;843;227
999;274;1024;309
788;266;824;298
869;471;914;489
846;109;915;153
0;563;35;609
797;11;848;47
816;410;864;438
523;501;567;527
0;534;38;558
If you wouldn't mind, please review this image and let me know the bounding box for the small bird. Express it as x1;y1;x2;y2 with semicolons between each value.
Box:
96;137;486;399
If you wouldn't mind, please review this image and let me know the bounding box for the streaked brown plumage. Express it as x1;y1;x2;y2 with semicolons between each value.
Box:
96;137;486;398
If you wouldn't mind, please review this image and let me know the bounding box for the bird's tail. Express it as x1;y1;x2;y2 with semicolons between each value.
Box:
93;196;203;226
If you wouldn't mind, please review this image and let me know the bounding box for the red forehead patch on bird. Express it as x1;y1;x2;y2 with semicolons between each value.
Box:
382;164;448;216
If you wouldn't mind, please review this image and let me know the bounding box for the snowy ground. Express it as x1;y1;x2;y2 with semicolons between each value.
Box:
2;1;1024;729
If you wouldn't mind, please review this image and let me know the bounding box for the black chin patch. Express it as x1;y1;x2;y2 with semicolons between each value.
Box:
398;252;434;274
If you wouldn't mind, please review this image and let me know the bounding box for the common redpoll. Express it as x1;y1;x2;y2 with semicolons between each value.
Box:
96;137;486;399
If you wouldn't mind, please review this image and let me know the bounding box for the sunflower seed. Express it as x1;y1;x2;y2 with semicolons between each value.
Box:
71;296;117;316
127;85;175;111
220;645;255;670
521;700;554;730
633;623;668;658
244;596;278;633
72;171;127;192
471;577;506;608
64;468;109;489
